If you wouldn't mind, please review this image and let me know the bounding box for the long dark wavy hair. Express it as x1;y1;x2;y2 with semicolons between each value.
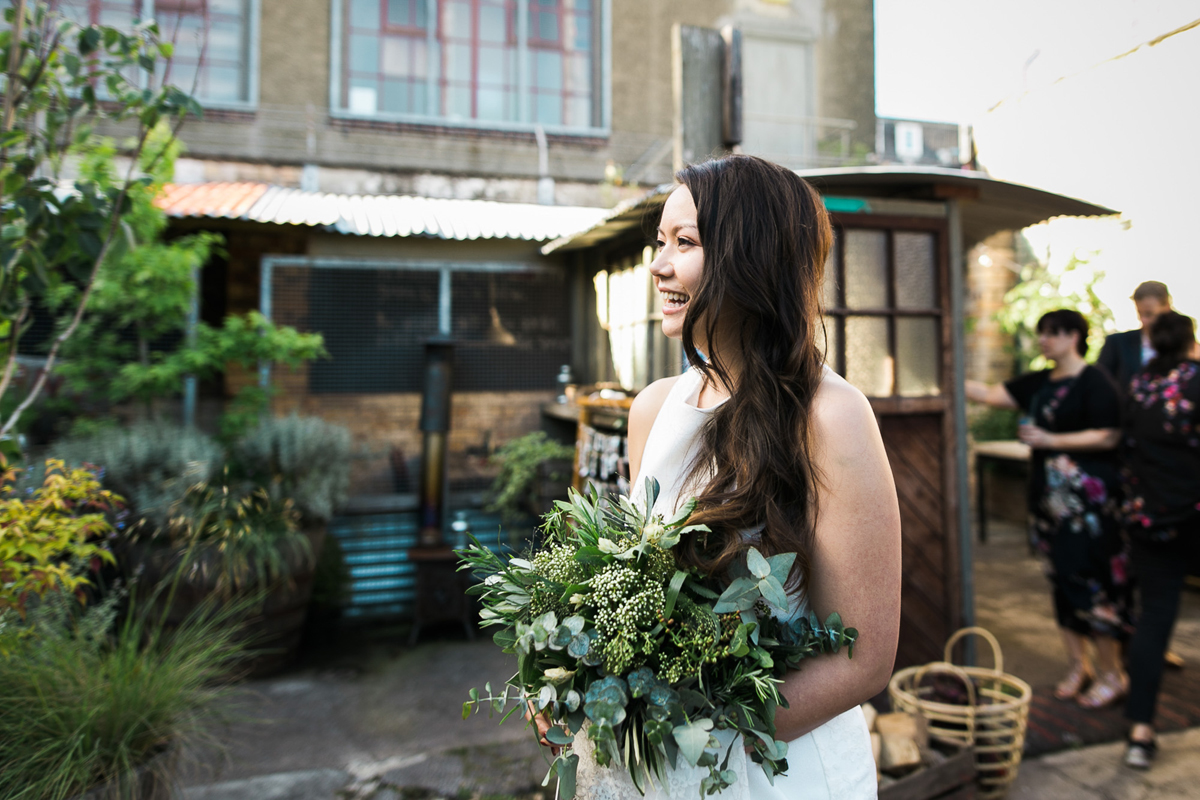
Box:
666;155;832;592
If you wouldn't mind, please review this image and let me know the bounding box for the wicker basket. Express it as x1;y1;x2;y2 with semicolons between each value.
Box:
888;627;1032;799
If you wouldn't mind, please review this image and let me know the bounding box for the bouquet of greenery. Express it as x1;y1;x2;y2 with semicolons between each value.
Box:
459;480;857;798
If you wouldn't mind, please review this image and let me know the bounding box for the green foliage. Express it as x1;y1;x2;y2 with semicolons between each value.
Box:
49;124;326;432
486;431;575;521
0;459;117;619
0;1;203;437
459;481;857;797
969;406;1020;442
994;253;1115;372
231;414;352;525
53;124;224;413
0;586;246;800
158;473;310;595
48;422;223;529
309;534;351;608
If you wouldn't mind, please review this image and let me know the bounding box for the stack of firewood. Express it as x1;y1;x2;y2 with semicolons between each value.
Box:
863;703;959;789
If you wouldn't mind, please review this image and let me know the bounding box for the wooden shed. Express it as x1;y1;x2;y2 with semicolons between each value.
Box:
543;166;1114;668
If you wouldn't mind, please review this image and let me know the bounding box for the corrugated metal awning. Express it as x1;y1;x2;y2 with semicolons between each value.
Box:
540;167;1119;254
157;182;610;242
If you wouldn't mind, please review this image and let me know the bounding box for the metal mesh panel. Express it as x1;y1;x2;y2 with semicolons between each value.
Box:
450;269;569;391
271;264;569;394
275;266;441;394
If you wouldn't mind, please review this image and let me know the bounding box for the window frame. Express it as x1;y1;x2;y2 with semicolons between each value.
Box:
54;0;261;111
328;0;612;137
823;214;948;400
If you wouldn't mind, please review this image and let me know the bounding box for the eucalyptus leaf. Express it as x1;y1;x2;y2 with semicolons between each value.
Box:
567;632;591;658
746;547;770;579
557;752;579;799
714;577;760;613
549;624;574;650
545;726;574;746
759;574;789;612
672;719;713;767
767;551;797;586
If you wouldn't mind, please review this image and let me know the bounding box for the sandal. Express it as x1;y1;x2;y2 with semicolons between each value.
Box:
1077;671;1129;709
1054;663;1092;700
1124;735;1157;770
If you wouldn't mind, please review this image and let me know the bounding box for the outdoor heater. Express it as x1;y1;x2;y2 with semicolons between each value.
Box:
417;336;455;548
408;337;473;643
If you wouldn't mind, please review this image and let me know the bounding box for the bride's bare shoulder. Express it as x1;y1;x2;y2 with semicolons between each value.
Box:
630;375;681;428
811;368;881;463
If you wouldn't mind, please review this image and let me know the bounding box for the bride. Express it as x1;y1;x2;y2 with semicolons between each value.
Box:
541;155;901;798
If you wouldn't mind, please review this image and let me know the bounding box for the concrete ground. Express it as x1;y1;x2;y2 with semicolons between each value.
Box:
973;518;1200;688
179;517;1200;799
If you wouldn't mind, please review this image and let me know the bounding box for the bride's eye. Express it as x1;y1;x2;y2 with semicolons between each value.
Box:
654;239;665;250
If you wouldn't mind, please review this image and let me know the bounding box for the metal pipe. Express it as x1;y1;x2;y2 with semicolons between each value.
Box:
948;198;976;663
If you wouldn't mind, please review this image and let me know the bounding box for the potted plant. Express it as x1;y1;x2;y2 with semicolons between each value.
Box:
486;431;575;523
51;415;353;675
0;459;243;800
0;582;246;800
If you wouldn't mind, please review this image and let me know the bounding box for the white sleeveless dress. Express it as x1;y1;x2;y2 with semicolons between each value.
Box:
573;368;877;800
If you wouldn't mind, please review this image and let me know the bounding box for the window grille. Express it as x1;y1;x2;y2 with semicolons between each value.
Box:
263;257;568;394
334;0;606;132
821;225;943;398
54;0;257;108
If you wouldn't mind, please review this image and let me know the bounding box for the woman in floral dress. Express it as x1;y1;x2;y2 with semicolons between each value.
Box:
966;309;1130;708
1120;310;1200;769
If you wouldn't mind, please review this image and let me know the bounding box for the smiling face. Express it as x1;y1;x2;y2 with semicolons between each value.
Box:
650;186;705;343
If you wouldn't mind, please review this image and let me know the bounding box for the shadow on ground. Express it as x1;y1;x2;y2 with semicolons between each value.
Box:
181;518;1200;799
181;625;552;799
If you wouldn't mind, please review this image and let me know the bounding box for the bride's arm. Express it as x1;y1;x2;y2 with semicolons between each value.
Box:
772;373;902;741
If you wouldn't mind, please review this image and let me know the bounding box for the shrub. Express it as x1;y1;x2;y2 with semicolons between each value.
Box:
0;588;246;800
231;414;352;525
49;423;223;528
486;431;575;522
0;459;117;621
154;473;310;595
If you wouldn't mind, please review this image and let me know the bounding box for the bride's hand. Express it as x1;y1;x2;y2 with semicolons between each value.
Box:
526;699;565;756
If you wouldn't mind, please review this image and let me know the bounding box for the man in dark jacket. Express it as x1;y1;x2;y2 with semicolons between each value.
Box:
1097;281;1172;392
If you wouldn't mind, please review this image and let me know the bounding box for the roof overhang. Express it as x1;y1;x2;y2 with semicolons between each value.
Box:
157;182;609;243
541;167;1117;254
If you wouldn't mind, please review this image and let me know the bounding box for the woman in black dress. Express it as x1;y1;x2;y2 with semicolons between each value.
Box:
966;309;1130;708
1120;310;1200;768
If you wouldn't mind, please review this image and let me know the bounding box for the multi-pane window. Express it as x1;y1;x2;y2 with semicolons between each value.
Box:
55;0;255;107
821;225;943;398
338;0;602;131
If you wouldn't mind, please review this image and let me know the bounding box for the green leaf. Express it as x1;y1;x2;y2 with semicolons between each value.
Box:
557;753;579;799
759;575;788;612
662;569;689;622
729;624;749;658
545;726;574;746
672;719;714;768
746;547;770;579
713;576;760;613
549;624;574;650
767;551;797;586
567;632;591;658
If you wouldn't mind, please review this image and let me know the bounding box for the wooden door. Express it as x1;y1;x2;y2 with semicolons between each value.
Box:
825;213;962;668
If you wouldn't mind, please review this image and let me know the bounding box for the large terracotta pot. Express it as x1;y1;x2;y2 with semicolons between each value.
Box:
119;525;326;678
